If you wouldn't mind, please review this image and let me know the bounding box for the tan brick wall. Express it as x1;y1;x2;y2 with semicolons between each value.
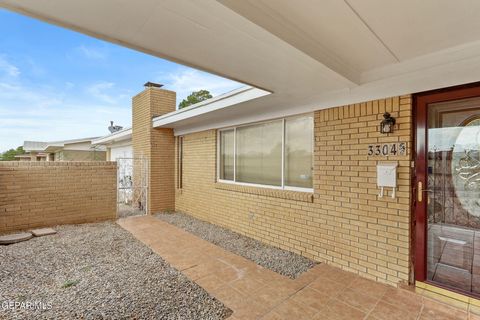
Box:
175;95;413;286
0;161;117;234
132;87;176;213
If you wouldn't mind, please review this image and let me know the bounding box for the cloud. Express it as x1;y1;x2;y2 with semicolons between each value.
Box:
65;82;75;89
159;68;242;104
0;73;133;151
25;57;46;77
0;80;131;151
0;54;241;150
77;45;107;60
0;55;20;77
0;82;20;91
0;81;61;109
86;81;129;104
0;103;131;151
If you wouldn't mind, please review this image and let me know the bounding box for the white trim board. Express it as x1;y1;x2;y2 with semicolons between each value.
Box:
92;127;132;145
152;86;271;128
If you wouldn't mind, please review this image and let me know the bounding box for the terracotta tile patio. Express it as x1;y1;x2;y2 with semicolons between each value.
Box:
118;215;479;320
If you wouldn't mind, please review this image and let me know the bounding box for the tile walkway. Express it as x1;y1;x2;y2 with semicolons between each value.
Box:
118;215;480;320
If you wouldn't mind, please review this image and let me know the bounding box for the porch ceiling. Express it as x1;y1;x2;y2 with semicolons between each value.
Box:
3;0;480;132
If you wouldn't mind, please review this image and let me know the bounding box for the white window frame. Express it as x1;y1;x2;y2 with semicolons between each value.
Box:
217;114;314;193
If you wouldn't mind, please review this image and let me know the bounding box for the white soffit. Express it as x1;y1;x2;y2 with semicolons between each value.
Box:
0;0;351;90
3;0;480;133
218;0;398;81
346;0;480;61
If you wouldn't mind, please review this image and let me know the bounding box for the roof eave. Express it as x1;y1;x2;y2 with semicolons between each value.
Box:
152;86;271;128
92;128;133;145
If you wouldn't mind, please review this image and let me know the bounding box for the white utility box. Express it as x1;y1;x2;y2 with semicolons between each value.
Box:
377;162;398;198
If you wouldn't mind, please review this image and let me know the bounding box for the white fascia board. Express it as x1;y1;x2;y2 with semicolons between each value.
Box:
92;128;132;145
152;86;271;128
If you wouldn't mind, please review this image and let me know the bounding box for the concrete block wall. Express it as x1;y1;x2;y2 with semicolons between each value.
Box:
174;95;413;286
0;161;117;234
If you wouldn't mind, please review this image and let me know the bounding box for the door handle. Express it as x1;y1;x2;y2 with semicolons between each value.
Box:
418;181;423;202
417;181;433;202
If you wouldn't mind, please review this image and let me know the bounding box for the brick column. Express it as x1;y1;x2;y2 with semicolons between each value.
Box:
132;86;176;214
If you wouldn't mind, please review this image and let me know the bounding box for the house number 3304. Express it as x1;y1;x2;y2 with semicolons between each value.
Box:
367;142;406;156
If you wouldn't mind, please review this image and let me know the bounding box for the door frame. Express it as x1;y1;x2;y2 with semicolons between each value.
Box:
413;82;480;284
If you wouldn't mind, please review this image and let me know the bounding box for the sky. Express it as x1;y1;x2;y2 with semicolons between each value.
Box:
0;8;241;152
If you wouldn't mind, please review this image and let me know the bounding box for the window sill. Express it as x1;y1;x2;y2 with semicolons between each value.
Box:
215;182;314;203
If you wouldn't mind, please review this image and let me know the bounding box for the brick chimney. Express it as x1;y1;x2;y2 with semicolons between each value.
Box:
132;83;176;213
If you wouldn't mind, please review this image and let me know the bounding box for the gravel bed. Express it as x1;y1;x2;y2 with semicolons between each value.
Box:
0;222;231;320
155;212;317;279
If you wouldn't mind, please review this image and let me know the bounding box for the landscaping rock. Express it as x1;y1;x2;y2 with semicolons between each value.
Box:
30;228;57;237
0;222;231;319
156;212;317;278
0;232;33;245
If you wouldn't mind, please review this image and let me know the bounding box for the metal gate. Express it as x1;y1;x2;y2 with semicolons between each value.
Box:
116;157;148;218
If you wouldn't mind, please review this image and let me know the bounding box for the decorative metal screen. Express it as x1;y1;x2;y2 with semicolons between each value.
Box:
116;157;148;218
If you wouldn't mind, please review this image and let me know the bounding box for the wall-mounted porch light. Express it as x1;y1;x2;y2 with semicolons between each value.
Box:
380;112;396;134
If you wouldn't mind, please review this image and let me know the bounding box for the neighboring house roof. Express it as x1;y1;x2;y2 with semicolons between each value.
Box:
23;137;101;152
23;141;48;152
92;127;132;145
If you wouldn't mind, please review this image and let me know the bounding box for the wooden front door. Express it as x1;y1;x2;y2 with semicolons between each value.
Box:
414;84;480;296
